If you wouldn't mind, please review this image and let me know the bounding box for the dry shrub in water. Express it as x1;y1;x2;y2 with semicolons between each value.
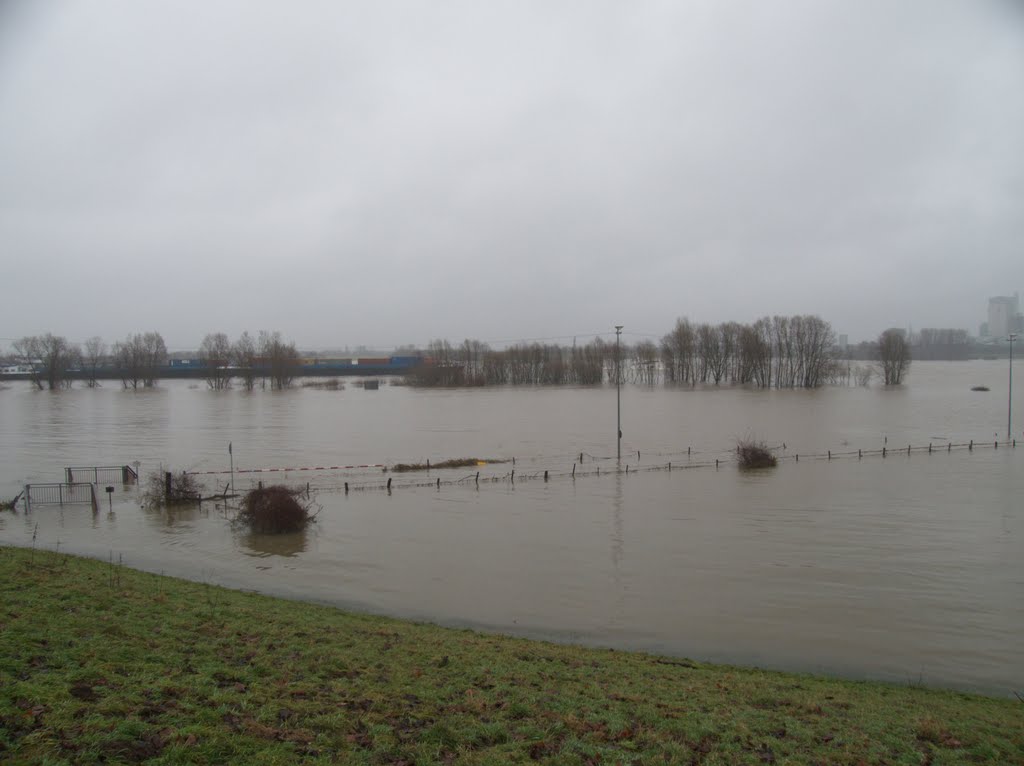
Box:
143;470;202;506
737;440;778;469
301;377;344;390
390;458;481;472
238;485;314;533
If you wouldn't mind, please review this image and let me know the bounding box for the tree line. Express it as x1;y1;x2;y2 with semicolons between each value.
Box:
9;332;170;391
414;339;608;386
414;315;857;389
6;331;299;391
196;331;298;391
4;316;924;391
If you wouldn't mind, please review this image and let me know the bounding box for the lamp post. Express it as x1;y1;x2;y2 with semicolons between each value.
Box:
615;325;623;461
1009;333;1017;441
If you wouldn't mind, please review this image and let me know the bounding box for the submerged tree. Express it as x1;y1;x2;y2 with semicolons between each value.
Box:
632;340;659;385
877;328;911;385
259;331;299;390
112;331;167;389
13;334;81;390
232;331;259;391
199;332;233;390
83;336;106;387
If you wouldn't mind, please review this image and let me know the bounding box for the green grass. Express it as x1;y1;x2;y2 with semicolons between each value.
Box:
1;546;1021;765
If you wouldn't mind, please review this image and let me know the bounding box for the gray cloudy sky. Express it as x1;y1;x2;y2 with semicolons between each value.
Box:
1;0;1022;351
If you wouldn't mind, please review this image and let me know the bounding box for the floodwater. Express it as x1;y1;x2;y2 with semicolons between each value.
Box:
1;361;1021;696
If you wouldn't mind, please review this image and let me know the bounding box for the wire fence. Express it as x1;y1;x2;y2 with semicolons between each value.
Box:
189;436;1017;496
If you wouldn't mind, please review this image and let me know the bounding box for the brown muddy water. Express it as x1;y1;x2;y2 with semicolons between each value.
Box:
1;361;1021;695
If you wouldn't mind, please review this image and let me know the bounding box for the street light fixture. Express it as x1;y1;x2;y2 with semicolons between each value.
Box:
615;325;623;461
1009;333;1017;441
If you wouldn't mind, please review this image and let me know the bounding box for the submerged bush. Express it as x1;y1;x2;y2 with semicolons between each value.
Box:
237;485;316;534
737;440;778;470
143;470;202;506
390;458;483;472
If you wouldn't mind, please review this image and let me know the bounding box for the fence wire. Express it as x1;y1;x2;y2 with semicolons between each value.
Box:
206;437;1017;496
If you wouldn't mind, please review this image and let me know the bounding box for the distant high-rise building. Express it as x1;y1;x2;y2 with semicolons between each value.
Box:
986;293;1019;338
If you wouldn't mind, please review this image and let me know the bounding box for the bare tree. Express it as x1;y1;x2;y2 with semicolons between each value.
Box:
697;323;726;384
853;364;875;387
232;331;258;390
258;331;299;390
877;328;911;385
661;318;696;384
415;339;455;385
83;336;106;387
199;332;233;389
916;328;970;361
112;331;167;389
459;338;489;384
792;315;836;388
632;340;659;385
13;334;80;390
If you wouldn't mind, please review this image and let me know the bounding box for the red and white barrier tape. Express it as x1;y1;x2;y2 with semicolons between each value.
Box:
188;464;385;475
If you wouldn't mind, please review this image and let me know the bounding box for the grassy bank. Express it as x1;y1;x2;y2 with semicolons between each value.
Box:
1;547;1020;765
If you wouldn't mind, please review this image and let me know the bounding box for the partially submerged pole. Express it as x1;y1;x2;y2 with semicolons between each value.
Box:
615;324;623;461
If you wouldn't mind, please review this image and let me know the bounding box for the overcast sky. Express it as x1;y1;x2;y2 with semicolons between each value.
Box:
1;0;1022;351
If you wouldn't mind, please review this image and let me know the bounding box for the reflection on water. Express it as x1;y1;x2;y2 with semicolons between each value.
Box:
238;528;309;558
0;361;1021;695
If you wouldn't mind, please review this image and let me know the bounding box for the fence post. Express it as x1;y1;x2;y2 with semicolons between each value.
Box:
828;450;831;460
969;440;973;451
59;483;63;505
